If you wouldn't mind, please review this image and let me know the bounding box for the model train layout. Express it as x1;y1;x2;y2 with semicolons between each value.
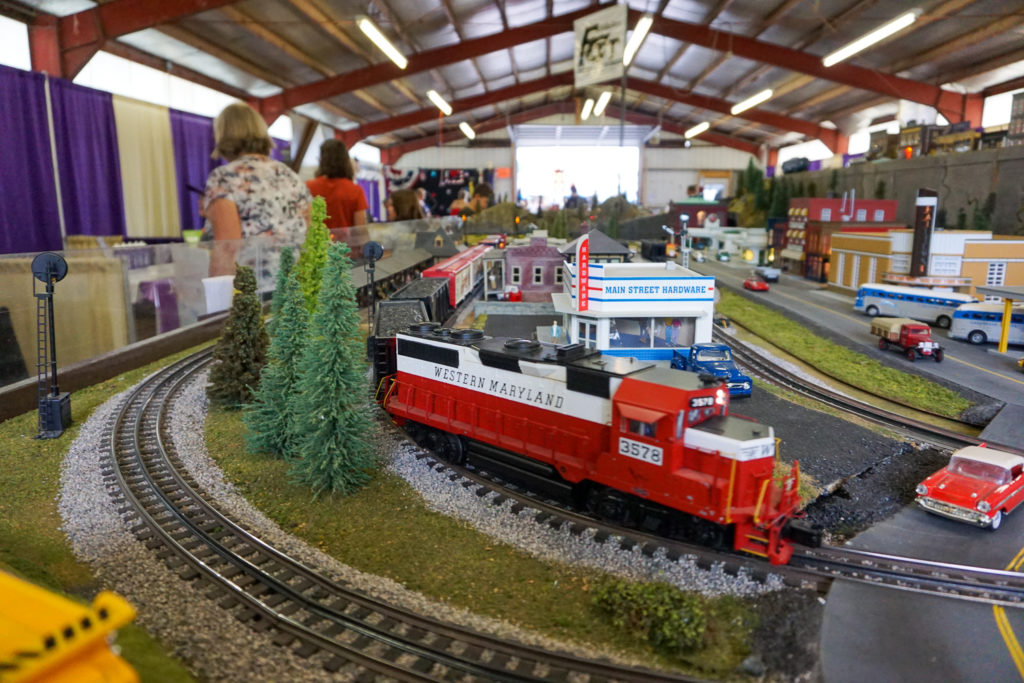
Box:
375;323;820;565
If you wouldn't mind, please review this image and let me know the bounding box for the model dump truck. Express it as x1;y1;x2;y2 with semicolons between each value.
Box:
671;342;753;396
870;317;943;362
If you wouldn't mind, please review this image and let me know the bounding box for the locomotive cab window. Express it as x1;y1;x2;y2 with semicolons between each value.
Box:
626;419;657;437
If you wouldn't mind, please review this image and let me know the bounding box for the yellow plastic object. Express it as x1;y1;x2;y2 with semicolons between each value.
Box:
0;572;138;683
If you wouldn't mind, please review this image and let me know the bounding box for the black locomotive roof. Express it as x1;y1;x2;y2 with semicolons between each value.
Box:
695;415;772;441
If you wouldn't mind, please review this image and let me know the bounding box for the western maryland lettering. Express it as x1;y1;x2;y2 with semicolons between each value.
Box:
433;366;565;408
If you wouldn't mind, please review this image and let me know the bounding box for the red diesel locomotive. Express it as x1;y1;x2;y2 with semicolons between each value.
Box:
377;325;818;564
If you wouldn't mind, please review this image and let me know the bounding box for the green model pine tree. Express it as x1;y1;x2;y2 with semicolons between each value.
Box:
269;246;296;330
206;265;269;408
243;268;308;457
296;196;330;315
289;241;377;496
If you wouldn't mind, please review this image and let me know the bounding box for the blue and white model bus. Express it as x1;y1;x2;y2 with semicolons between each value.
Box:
854;283;977;328
949;303;1024;345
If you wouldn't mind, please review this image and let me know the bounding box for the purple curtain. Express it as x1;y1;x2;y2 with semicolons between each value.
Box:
270;137;290;163
358;178;381;221
169;109;216;232
49;79;126;238
0;66;61;254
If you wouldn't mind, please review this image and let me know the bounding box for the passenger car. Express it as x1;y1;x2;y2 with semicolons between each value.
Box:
916;446;1024;529
690;250;706;263
743;276;770;292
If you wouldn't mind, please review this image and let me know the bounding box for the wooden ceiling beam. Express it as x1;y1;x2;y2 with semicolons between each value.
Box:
495;0;520;83
283;0;421;106
642;8;981;123
784;2;1016;120
29;0;238;79
158;24;363;124
261;6;597;121
101;39;251;101
218;5;393;117
685;0;802;91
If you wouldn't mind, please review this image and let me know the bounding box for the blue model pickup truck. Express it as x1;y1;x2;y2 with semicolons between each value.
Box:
671;343;753;397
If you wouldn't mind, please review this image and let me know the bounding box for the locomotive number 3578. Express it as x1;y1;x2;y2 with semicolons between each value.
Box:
618;437;663;465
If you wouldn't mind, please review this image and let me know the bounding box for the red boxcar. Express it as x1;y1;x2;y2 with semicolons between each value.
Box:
420;244;493;308
379;327;811;564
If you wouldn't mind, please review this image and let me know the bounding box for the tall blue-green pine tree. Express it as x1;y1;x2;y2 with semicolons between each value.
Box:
206;265;269;407
268;245;296;335
243;269;308;457
289;241;376;496
296;197;330;316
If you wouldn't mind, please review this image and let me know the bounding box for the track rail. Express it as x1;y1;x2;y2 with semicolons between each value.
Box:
420;447;1024;608
103;350;705;682
715;327;990;454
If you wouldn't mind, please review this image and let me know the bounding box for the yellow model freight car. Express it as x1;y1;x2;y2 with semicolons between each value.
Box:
0;572;137;683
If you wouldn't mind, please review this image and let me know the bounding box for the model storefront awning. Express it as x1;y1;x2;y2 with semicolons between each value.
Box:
779;248;805;260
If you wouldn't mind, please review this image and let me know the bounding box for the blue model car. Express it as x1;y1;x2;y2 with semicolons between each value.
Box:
671;343;752;397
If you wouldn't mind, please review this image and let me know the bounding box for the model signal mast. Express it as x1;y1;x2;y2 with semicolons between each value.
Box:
32;252;72;438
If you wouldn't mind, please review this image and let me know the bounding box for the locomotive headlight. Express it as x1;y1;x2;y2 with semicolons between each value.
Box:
915;484;928;496
715;388;726;405
977;500;991;512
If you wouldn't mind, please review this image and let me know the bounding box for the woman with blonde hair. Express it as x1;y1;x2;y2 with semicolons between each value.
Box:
202;102;311;274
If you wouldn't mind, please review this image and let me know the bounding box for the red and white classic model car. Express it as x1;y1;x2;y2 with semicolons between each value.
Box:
916;446;1024;530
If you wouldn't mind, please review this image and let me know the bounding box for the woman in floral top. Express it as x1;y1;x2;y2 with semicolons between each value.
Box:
202;102;311;275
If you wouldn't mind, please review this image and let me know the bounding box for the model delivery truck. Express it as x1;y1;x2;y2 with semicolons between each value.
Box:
870;317;943;362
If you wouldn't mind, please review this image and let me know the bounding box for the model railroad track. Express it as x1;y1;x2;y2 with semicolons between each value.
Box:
714;327;987;454
418;443;1024;609
102;350;706;682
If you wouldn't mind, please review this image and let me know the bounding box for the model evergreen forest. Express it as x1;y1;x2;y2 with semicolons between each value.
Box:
209;196;378;496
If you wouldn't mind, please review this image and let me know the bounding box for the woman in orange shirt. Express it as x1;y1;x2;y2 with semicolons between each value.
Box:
305;139;369;229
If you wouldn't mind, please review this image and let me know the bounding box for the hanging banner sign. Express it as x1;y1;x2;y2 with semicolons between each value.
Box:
576;234;590;311
573;4;626;88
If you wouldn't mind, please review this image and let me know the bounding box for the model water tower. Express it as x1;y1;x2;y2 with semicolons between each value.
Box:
32;252;72;438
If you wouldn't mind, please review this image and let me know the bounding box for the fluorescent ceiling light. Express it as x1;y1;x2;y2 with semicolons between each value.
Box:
730;89;773;115
459;121;476;140
358;17;408;69
593;90;612;116
426;89;452;115
822;10;919;68
685;121;710;139
623;14;653;67
581;98;595;121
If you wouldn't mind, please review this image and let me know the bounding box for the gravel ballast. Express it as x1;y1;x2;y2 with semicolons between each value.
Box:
61;370;785;679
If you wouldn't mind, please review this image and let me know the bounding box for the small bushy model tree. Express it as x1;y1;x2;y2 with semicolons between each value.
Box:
243;269;308;457
828;169;839;197
296;196;330;315
807;181;818;198
874;179;887;200
288;241;376;496
207;265;269;407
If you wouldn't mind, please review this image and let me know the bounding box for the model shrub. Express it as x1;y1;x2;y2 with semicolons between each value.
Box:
288;241;377;496
243;269;308;457
296;196;330;315
593;578;707;653
206;265;269;408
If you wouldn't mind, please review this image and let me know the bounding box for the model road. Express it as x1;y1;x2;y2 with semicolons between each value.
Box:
820;505;1024;681
691;259;1024;406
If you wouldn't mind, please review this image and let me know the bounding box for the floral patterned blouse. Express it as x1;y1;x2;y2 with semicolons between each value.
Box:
202;154;312;244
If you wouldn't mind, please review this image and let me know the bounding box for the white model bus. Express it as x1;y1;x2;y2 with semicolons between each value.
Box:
949;303;1024;345
854;283;977;328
